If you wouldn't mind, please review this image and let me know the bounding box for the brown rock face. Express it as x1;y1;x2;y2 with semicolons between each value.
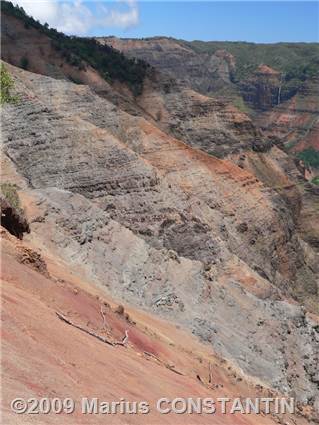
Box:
240;65;282;111
99;37;318;152
136;74;260;157
256;76;319;251
98;36;319;256
1;10;318;416
99;37;236;95
1;13;267;159
3;229;313;425
0;196;30;239
2;63;319;407
257;76;319;152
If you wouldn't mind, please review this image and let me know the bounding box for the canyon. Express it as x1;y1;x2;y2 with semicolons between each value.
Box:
1;2;319;424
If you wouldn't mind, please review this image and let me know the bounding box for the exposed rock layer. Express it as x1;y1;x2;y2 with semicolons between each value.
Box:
3;227;314;425
1;64;318;409
0;196;30;239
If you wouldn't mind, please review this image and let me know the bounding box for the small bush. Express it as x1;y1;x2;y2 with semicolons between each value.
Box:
0;182;22;211
0;63;18;104
311;176;319;185
297;148;319;168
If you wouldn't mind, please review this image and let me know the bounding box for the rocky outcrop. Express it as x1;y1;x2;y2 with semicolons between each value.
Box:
1;11;318;412
100;37;319;148
0;196;30;239
240;65;282;111
99;37;235;96
255;77;319;252
1;64;319;407
298;182;319;252
136;74;260;157
2;64;314;295
257;76;319;153
3;227;315;425
17;245;49;276
99;37;319;259
22;186;319;409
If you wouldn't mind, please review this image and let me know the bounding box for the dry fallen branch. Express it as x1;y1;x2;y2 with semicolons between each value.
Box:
165;364;185;376
196;374;205;384
120;330;129;345
143;351;162;362
56;312;185;375
112;330;129;346
100;306;108;330
56;312;115;346
56;312;128;347
143;351;184;376
208;362;213;384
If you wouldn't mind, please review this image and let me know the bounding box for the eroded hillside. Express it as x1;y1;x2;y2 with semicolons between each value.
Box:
100;37;319;162
4;225;316;425
1;4;319;424
1;62;319;413
99;36;319;254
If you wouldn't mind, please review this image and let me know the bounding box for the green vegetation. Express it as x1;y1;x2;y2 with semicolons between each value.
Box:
179;40;319;100
0;63;18;104
0;183;22;211
311;176;319;185
1;1;150;96
297;148;319;168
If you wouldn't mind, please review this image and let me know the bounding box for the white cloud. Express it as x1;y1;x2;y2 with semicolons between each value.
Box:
14;0;139;35
103;0;139;28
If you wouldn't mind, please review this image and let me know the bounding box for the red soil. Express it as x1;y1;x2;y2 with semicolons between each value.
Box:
0;229;306;424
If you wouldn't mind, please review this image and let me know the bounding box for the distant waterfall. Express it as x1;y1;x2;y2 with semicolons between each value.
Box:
277;73;284;105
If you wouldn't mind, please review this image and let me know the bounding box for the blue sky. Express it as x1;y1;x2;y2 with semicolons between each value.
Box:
16;1;319;42
94;1;319;42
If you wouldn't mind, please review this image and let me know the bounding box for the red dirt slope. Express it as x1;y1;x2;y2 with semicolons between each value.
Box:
1;228;308;425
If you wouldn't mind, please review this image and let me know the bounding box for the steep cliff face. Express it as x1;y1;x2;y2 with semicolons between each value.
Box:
255;76;319;251
257;76;319;152
98;37;235;96
240;65;282;111
2;64;319;409
1;8;269;159
100;36;319;253
100;37;319;153
100;37;319;111
3;227;314;425
1;4;319;415
1;66;289;281
135;73;259;157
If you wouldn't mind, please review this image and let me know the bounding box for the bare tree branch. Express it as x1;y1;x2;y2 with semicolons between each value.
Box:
100;305;108;330
56;311;130;348
208;362;213;384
